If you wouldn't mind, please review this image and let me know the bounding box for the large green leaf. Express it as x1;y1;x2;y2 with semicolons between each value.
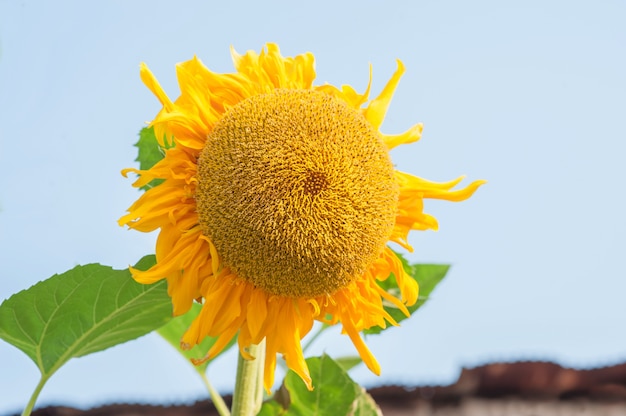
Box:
264;355;381;416
0;256;172;376
133;127;171;191
283;355;361;416
364;252;450;335
157;302;237;375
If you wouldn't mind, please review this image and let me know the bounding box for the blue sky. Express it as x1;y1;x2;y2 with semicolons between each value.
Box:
1;0;625;413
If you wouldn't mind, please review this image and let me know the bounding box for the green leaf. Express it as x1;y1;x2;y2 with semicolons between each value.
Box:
157;302;237;374
283;354;359;416
134;126;171;191
264;355;381;416
364;251;450;335
334;356;363;373
0;256;172;377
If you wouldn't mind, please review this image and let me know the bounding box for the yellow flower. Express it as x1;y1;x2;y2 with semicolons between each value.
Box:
119;44;485;391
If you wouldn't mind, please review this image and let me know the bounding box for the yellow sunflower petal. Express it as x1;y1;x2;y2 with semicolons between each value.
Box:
382;122;423;150
391;171;486;251
315;64;372;109
341;313;381;375
363;59;405;130
263;335;279;392
174;57;222;130
246;288;269;340
382;247;419;306
140;62;174;111
278;300;313;390
231;43;316;92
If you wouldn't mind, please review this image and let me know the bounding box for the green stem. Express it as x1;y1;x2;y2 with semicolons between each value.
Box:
201;373;230;416
254;340;266;407
22;376;48;416
231;341;266;416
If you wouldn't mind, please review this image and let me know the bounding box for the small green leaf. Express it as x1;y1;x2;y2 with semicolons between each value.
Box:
157;302;237;374
365;251;450;335
0;256;172;377
349;388;382;416
135;126;169;169
134;127;172;191
283;354;359;416
334;356;363;373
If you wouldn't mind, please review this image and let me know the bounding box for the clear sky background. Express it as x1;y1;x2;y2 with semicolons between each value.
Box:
1;0;625;413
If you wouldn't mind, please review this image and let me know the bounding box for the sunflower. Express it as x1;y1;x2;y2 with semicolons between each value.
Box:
119;43;485;391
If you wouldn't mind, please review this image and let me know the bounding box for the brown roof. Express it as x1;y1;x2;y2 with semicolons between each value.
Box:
23;361;626;416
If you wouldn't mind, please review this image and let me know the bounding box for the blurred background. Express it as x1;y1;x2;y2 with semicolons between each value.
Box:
1;0;625;413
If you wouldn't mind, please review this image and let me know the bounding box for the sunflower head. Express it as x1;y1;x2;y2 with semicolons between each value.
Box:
196;88;398;298
120;43;485;391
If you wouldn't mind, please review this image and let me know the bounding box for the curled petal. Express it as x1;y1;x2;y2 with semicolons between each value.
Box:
364;59;405;130
382;123;423;150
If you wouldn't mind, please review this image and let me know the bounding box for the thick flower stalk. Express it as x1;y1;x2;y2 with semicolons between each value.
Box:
119;43;485;391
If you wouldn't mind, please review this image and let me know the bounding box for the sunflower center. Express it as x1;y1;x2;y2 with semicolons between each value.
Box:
196;89;398;297
303;171;328;196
